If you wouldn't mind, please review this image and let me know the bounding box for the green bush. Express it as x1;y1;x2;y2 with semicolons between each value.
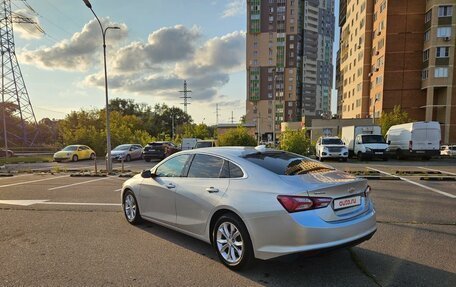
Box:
279;129;312;156
218;127;257;146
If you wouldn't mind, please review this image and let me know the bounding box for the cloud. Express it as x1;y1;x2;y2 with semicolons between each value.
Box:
113;25;200;72
85;29;245;103
18;18;127;71
222;0;245;18
13;9;43;40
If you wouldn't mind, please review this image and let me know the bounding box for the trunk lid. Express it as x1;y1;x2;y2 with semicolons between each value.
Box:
280;169;370;222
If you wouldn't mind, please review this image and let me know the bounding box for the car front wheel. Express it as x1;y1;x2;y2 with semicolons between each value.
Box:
123;190;142;225
213;214;254;270
72;155;78;162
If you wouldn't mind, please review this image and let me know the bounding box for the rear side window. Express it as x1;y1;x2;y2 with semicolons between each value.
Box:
243;151;333;175
220;161;244;178
187;154;225;178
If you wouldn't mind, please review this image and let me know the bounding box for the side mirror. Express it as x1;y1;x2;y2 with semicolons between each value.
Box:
387;140;391;145
141;169;155;178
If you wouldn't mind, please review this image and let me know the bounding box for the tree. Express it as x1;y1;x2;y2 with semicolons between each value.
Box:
218;127;256;146
379;105;412;136
279;129;312;156
182;123;210;139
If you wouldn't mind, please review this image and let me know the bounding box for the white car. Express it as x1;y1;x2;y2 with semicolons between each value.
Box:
440;145;456;156
315;137;348;162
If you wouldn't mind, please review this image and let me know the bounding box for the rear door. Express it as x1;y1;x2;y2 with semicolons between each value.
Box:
412;129;428;150
175;154;229;236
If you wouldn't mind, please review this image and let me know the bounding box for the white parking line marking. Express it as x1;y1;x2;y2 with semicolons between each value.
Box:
41;202;120;206
0;175;68;188
418;167;456;176
0;174;35;181
367;167;456;199
114;188;121;192
48;177;111;191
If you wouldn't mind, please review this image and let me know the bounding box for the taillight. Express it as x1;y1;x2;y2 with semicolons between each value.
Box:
277;195;331;213
409;140;413;150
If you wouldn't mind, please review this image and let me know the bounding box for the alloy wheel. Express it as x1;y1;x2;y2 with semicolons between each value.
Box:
124;194;137;222
216;222;244;265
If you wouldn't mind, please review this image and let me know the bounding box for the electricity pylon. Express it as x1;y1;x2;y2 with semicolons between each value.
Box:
1;0;41;147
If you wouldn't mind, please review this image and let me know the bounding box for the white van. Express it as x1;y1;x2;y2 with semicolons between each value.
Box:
386;121;441;160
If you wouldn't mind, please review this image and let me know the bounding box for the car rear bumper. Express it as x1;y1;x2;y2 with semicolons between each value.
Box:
246;205;377;260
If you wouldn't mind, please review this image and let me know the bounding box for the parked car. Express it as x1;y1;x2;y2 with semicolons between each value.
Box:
386;121;441;160
341;125;388;160
0;149;14;157
109;144;143;162
195;139;217;148
142;141;180;162
181;138;199;150
440;145;456;156
121;146;377;270
315;136;349;162
53;145;96;162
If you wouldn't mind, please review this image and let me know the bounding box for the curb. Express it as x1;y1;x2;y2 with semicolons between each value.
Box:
358;176;401;180
0;173;14;177
420;177;456;181
70;173;107;177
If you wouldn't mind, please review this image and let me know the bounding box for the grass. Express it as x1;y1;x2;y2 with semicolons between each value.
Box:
0;155;54;165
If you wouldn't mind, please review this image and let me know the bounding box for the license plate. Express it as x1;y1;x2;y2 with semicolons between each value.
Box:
375;152;383;155
334;196;361;210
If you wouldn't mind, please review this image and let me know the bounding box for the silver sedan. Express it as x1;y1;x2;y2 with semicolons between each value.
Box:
121;146;377;270
109;144;143;162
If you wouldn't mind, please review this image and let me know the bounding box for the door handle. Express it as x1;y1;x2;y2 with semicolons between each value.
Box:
166;183;176;189
206;187;219;193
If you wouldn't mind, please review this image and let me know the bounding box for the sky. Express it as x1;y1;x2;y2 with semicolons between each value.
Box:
13;0;339;125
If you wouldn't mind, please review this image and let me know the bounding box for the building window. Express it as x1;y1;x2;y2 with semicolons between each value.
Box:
438;6;452;17
424;30;430;41
437;27;452;38
436;47;450;58
423;49;429;61
422;69;429;80
434;67;448;78
380;1;386;13
376;76;383;85
425;10;432;23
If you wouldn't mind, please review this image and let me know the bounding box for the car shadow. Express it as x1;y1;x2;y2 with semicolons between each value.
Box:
135;221;456;287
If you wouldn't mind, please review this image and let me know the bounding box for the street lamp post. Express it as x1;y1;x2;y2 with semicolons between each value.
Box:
82;0;119;173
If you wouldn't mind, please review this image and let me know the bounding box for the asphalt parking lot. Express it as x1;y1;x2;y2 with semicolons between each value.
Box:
0;158;455;286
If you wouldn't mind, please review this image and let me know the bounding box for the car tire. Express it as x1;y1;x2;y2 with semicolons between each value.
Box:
342;157;348;162
383;156;388;161
213;214;254;271
126;155;131;162
122;190;142;225
396;149;403;160
145;158;151;162
357;152;363;161
72;155;78;162
90;153;95;160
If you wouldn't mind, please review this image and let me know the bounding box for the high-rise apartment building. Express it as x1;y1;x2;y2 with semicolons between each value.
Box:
422;0;455;143
246;0;334;142
338;0;455;143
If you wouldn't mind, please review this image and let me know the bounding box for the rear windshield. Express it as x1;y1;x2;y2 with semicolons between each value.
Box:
243;151;333;175
322;138;343;145
361;135;385;143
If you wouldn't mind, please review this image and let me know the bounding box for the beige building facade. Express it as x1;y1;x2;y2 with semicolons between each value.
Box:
422;0;455;144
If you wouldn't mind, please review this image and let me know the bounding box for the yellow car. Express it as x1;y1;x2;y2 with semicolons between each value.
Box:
53;145;96;162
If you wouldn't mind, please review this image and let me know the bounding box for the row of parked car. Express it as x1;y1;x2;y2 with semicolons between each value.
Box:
315;121;454;162
53;140;217;163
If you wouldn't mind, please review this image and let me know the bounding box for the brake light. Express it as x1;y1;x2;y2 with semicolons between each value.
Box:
409;140;413;151
277;195;331;213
